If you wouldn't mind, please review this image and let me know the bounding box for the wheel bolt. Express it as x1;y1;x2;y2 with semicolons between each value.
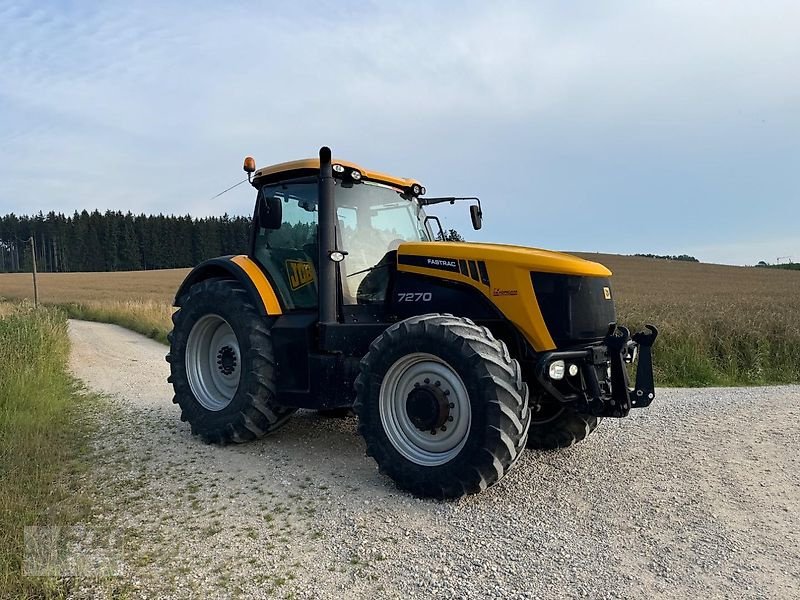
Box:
414;382;420;388
430;429;437;435
448;416;454;422
434;380;441;386
444;390;451;396
440;425;447;432
448;402;455;409
424;378;430;384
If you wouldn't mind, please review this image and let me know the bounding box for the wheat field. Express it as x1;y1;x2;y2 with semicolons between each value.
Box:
1;254;798;385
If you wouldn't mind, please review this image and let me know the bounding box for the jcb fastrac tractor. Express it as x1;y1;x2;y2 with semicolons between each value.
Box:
168;146;658;499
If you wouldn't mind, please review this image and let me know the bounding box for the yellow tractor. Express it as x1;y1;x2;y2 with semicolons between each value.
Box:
167;147;657;499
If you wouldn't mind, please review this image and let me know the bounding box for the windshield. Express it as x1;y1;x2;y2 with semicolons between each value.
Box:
335;180;431;243
253;178;431;309
335;181;430;302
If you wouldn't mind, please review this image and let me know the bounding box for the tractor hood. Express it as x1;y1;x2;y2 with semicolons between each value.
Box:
396;242;612;352
397;242;612;277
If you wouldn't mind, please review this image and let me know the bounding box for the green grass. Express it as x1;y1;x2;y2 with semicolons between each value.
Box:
0;303;95;599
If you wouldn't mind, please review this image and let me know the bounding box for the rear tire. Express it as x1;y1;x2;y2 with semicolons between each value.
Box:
354;314;530;499
525;398;601;450
167;278;295;444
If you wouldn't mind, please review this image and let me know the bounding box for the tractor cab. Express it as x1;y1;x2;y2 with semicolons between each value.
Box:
249;165;434;309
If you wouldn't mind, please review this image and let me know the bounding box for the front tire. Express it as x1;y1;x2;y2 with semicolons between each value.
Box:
354;314;530;499
167;278;295;444
525;397;601;450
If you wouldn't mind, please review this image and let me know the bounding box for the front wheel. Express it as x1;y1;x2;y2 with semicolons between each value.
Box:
525;397;601;450
354;314;530;499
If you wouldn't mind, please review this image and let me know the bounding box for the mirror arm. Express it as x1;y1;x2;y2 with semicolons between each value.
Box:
420;196;480;209
421;196;482;221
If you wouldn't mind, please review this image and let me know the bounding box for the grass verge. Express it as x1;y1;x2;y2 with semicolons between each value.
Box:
0;303;95;599
61;300;173;345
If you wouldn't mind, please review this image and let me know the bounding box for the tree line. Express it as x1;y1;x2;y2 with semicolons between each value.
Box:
756;261;800;271
634;253;699;262
0;211;251;273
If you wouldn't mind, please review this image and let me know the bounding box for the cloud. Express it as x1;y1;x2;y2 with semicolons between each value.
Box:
0;0;798;264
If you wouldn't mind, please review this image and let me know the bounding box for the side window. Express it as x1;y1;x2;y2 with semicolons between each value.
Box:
253;182;319;310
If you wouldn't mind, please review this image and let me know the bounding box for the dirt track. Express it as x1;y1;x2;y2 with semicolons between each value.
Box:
67;319;800;599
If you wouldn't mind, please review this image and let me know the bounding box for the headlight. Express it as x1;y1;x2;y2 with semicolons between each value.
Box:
548;360;566;380
568;363;579;377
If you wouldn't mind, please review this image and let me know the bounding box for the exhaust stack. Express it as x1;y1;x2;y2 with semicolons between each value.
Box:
318;146;338;325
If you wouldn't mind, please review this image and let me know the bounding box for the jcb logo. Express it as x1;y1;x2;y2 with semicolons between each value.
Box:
286;260;315;290
603;287;612;300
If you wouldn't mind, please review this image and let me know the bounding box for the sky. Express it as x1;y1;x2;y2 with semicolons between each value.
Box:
0;0;798;265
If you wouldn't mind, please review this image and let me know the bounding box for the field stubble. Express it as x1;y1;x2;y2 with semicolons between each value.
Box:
1;254;798;385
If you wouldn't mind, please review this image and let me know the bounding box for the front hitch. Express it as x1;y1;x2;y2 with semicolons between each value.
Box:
631;325;658;407
534;324;659;418
605;324;659;416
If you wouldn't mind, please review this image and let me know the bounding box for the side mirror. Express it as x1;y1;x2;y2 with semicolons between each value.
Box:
470;204;483;230
257;191;283;230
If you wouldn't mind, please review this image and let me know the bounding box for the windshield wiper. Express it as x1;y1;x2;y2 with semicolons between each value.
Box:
346;263;391;278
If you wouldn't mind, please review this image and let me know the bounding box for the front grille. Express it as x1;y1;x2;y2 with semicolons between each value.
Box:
531;273;616;345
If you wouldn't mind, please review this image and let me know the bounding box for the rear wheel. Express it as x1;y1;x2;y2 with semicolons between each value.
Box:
167;278;295;444
354;314;530;499
525;396;601;449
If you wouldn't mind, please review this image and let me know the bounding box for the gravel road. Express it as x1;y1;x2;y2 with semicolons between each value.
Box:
66;319;800;599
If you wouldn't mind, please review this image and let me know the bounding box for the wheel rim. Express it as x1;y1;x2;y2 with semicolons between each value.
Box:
379;353;471;467
186;314;240;411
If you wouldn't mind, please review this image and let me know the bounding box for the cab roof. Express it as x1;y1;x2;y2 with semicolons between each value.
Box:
251;158;422;191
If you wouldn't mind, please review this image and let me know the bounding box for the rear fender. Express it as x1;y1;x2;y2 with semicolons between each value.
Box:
174;255;283;316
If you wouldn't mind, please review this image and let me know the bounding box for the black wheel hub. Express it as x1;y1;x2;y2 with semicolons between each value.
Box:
405;384;450;432
216;345;237;376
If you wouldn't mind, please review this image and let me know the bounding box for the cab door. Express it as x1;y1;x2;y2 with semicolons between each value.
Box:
251;180;319;310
